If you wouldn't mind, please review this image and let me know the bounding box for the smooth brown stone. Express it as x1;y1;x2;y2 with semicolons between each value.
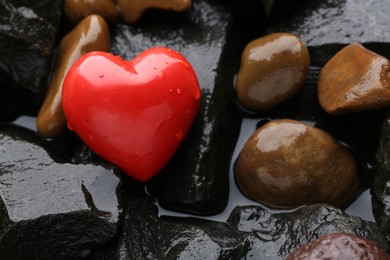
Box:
236;33;310;111
64;0;120;24
235;119;359;209
287;233;390;260
318;43;390;115
37;14;110;138
118;0;192;24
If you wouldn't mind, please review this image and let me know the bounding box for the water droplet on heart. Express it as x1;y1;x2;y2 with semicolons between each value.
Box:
67;122;74;131
99;74;104;78
176;89;181;94
169;88;173;93
175;131;183;141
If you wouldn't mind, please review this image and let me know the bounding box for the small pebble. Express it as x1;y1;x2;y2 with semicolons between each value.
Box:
235;119;359;209
236;33;310;111
287;233;390;260
64;0;120;24
118;0;192;24
37;14;110;138
318;43;390;115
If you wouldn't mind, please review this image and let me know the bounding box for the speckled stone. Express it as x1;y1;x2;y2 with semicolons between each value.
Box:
236;33;310;111
36;14;110;138
287;233;390;260
235;119;359;209
318;43;390;115
64;0;119;24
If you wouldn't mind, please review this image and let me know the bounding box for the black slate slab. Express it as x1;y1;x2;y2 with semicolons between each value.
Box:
0;0;62;121
0;124;121;259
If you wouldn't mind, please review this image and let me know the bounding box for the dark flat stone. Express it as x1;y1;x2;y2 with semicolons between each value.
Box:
0;124;120;259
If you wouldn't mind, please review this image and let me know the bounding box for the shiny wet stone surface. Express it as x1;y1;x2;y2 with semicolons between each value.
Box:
114;193;387;260
0;124;120;259
268;0;390;65
235;119;359;209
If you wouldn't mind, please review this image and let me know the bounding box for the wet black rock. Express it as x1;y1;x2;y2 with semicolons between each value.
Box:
373;119;390;236
0;124;120;259
0;211;116;260
116;194;387;259
268;0;390;66
110;0;264;215
228;205;388;259
0;0;62;121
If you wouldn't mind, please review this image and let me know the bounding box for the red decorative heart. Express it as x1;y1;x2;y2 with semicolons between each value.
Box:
62;47;201;181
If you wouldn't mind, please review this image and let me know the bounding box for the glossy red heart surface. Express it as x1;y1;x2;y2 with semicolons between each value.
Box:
62;47;201;181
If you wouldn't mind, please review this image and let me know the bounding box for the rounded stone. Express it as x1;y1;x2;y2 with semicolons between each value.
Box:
318;43;390;115
235;119;359;209
287;233;390;260
36;14;110;138
236;33;310;111
64;0;120;24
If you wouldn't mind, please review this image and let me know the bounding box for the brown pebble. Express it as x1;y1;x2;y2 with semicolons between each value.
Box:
287;233;390;260
64;0;119;24
37;14;110;138
236;33;310;111
118;0;192;24
235;119;359;209
318;43;390;115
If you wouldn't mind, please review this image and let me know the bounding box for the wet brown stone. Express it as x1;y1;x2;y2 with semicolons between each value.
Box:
235;119;359;209
318;43;390;115
287;233;390;260
236;33;310;111
64;0;120;24
36;14;110;138
117;0;192;24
